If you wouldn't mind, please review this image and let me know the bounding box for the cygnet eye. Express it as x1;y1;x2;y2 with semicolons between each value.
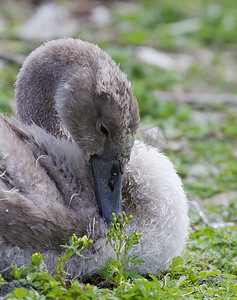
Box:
100;124;109;136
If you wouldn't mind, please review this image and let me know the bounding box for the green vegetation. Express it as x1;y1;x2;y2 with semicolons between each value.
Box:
103;212;144;285
4;220;237;299
0;0;237;298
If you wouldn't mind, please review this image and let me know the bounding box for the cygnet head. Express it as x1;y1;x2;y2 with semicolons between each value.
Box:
15;38;140;225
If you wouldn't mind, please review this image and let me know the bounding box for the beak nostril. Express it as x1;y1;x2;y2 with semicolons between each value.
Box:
108;167;119;192
108;178;115;192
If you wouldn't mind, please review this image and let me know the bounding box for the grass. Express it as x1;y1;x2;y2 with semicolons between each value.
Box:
3;222;237;299
0;0;237;298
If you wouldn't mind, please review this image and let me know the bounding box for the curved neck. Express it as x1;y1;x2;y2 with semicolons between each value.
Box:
15;39;98;138
16;65;63;138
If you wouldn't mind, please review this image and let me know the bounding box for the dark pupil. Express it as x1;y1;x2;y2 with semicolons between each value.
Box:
100;125;108;136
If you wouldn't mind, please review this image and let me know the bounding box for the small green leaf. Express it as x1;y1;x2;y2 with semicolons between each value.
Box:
8;287;28;299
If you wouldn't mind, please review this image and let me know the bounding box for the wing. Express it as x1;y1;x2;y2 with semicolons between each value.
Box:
0;116;88;249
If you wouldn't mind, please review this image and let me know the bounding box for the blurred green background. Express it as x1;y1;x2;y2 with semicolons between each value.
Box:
0;0;237;223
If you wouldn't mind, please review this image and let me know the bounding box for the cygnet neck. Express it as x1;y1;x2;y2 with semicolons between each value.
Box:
15;39;101;138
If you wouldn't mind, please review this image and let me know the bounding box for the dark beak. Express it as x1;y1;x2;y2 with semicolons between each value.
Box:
91;155;123;225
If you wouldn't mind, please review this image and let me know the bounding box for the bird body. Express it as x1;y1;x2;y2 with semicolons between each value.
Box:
0;38;189;279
